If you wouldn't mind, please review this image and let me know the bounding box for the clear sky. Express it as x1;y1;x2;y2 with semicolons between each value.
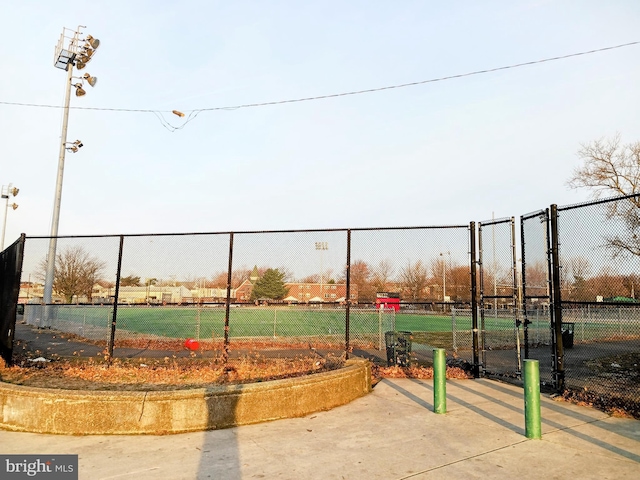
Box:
1;0;639;245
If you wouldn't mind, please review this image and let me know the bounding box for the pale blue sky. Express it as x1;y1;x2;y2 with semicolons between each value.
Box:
1;0;639;246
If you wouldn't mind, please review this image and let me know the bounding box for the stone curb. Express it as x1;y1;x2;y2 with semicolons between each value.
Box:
0;359;371;435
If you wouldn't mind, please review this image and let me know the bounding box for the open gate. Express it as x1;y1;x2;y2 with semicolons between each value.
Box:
520;209;557;388
478;217;521;377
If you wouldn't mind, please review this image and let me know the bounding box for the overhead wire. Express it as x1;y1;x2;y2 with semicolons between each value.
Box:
0;41;638;125
189;41;640;114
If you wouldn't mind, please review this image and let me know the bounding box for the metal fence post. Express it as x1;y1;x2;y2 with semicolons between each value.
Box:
451;307;457;352
223;232;234;363
520;214;529;359
107;235;124;361
550;204;565;391
470;221;480;377
345;229;351;358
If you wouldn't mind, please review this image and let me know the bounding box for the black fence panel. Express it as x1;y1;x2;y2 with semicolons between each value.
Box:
15;226;472;366
350;225;472;365
20;235;121;332
478;217;520;378
229;230;350;352
0;235;25;365
113;233;231;353
520;209;555;387
556;194;640;407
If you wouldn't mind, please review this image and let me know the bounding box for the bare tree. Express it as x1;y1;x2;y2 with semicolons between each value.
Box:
371;259;394;293
449;265;470;301
275;266;294;283
210;271;229;288
568;256;591;301
567;134;640;199
523;260;548;297
38;246;106;303
569;256;591;281
350;260;375;302
399;260;429;301
568;134;640;258
429;258;452;299
586;266;626;300
233;268;252;288
299;274;320;283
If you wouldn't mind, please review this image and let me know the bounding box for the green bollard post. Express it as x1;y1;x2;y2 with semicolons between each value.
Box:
523;359;542;439
433;348;446;414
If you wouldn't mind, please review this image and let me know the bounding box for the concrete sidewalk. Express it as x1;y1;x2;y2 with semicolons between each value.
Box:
1;378;638;479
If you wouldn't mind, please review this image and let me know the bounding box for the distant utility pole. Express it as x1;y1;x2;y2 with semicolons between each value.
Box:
315;242;328;300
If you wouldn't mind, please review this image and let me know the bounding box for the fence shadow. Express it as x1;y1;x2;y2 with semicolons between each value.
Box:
449;379;640;463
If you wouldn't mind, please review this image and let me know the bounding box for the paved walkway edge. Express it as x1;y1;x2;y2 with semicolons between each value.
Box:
0;358;371;435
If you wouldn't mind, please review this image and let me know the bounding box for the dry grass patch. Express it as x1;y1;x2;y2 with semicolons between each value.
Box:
372;364;473;381
0;353;346;391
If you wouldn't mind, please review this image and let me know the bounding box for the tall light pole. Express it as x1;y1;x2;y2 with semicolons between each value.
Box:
439;251;451;301
43;26;99;315
1;183;19;250
315;242;328;301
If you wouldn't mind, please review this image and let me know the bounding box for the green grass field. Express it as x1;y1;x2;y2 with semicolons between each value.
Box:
37;304;638;348
46;305;478;339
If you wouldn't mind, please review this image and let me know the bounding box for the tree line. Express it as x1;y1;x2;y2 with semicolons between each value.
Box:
36;248;476;303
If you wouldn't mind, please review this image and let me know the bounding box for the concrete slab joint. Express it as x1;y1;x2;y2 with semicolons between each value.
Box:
0;358;372;435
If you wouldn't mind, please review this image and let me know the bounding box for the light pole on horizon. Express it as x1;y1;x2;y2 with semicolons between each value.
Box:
1;183;19;250
440;251;451;302
43;26;100;317
315;242;328;301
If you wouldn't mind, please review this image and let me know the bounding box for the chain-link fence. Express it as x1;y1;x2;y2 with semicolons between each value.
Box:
520;209;556;387
478;217;522;378
1;235;25;364
16;226;472;363
7;196;639;413
555;195;640;407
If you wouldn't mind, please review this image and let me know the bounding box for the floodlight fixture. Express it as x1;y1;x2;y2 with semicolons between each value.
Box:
53;27;82;70
85;35;100;50
81;47;95;59
65;140;83;152
54;49;76;70
1;183;19;250
172;110;185;117
83;73;97;87
74;83;86;96
1;183;19;199
54;27;100;71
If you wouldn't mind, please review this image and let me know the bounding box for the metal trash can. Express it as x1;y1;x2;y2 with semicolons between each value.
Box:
562;322;575;349
385;331;413;367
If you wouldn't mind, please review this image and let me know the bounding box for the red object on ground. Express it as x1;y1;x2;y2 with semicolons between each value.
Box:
184;338;200;350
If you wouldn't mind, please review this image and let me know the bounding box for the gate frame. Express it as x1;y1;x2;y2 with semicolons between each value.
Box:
520;208;563;390
0;234;25;365
478;217;519;376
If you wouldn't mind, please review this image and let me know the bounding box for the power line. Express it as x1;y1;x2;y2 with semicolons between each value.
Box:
1;41;638;115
